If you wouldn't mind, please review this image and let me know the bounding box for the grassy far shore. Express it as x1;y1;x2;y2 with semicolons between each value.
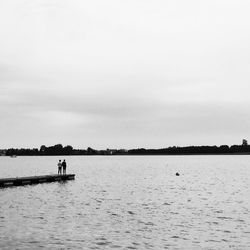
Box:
1;142;250;156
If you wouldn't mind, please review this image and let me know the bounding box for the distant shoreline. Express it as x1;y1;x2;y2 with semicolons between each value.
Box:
1;143;250;156
2;153;250;157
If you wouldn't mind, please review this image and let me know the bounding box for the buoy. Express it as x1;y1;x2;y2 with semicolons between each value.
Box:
176;172;180;176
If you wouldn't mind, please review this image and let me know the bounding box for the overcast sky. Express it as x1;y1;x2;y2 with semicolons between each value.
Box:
1;0;250;149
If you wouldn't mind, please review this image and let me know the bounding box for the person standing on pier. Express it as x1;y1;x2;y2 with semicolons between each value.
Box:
62;159;67;175
57;160;62;175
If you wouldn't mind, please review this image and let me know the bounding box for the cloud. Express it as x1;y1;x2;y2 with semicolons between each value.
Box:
1;0;250;148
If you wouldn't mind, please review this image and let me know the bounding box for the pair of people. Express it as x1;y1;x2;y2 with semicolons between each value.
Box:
57;159;67;175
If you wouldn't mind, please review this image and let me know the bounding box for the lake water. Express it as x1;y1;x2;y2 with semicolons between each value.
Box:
0;155;250;249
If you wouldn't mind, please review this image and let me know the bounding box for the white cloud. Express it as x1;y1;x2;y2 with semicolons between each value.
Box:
1;0;250;148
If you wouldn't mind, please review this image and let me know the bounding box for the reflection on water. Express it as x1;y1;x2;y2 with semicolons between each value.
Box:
1;155;250;249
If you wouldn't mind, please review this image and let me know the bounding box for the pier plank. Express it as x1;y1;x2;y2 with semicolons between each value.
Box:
0;174;75;187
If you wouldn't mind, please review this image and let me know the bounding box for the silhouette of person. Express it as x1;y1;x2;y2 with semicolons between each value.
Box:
62;159;67;175
58;160;62;175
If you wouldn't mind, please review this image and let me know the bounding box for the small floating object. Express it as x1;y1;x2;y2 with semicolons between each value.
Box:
128;211;135;215
175;172;180;176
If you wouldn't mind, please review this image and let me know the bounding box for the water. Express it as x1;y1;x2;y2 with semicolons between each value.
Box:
0;155;250;249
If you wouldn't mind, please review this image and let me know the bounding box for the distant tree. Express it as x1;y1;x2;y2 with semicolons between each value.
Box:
63;145;73;155
6;148;18;156
40;145;46;155
87;147;97;155
242;139;248;146
219;145;229;153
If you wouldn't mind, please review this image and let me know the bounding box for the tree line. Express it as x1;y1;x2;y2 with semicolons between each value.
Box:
3;143;250;156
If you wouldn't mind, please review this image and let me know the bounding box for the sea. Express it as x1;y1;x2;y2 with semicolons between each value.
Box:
0;155;250;249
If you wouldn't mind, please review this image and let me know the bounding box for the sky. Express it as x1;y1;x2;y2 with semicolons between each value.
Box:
0;0;250;149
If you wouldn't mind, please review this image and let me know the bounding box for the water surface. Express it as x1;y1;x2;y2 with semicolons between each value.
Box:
0;155;250;249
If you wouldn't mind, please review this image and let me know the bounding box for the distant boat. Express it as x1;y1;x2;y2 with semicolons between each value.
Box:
10;155;17;158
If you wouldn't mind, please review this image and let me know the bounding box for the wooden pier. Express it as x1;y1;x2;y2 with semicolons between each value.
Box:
0;174;75;188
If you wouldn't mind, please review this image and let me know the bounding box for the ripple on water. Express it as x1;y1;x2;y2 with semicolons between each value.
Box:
1;155;250;249
217;216;233;220
126;246;137;249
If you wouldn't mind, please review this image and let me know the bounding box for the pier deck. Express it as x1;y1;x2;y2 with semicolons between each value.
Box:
0;174;75;187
